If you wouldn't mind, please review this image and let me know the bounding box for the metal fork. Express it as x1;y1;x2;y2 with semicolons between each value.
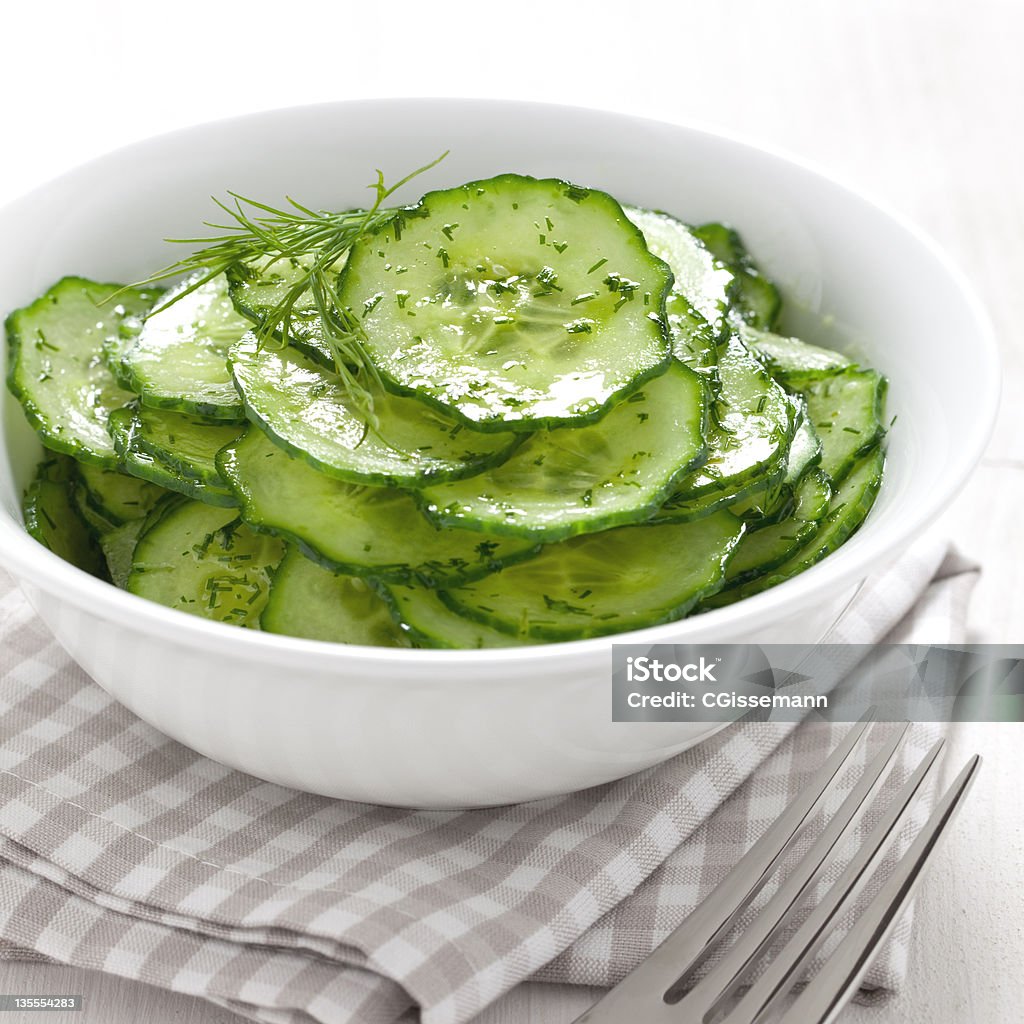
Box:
573;713;980;1024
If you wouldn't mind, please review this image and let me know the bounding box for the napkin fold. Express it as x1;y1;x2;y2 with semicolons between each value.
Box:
0;537;978;1024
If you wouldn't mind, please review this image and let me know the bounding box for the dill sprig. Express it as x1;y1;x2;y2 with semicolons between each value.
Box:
118;152;448;422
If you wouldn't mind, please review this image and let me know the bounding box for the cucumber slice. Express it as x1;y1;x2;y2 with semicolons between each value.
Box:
376;581;530;649
703;448;883;609
690;223;782;330
418;360;707;541
440;512;745;641
741;324;852;383
665;292;718;370
217;427;541;586
100;518;146;589
722;469;833;585
261;548;411;646
108;405;242;506
76;462;166;525
121;272;250;420
228;335;521;487
128;498;284;626
655;335;796;518
22;456;107;578
801;369;887;483
731;407;822;527
6;277;161;468
338;174;673;431
227;257;343;368
625;207;732;334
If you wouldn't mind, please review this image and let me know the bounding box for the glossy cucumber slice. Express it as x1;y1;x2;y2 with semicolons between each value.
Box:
22;456;107;578
6;277;161;468
741;324;852;383
731;406;822;527
703;448;883;609
440;511;745;641
228;334;520;486
722;468;833;585
655;334;796;517
261;548;411;646
76;462;166;526
338;174;673;431
801;369;886;483
121;272;250;420
625;207;732;335
128;498;284;626
690;222;782;330
665;292;719;371
227;257;344;368
108;405;242;506
418;360;707;541
217;427;541;586
376;580;530;649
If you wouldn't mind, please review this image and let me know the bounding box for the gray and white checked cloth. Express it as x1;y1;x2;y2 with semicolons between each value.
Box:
0;537;978;1024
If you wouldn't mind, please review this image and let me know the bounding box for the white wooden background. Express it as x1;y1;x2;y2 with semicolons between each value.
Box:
1;1;1022;1021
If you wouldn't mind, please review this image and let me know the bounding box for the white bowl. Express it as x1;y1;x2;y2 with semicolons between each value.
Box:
0;100;998;807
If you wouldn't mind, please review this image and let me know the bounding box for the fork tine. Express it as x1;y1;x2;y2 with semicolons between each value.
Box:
781;754;981;1024
572;712;876;1024
668;723;910;1013
719;737;945;1024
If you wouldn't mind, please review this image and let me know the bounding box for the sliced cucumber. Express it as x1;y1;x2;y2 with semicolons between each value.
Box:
722;468;833;585
703;448;883;609
108;405;241;506
741;324;852;383
440;512;745;641
730;406;822;526
376;580;530;649
690;222;782;330
100;518;146;589
217;427;541;586
6;277;161;467
261;548;411;646
655;335;796;518
625;207;732;335
801;369;886;483
128;498;284;626
76;462;166;525
418;360;707;540
22;456;107;578
228;334;521;487
227;257;344;368
665;292;718;370
121;272;250;420
338;174;673;431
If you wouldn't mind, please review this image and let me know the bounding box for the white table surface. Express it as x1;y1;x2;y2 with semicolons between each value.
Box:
1;1;1022;1021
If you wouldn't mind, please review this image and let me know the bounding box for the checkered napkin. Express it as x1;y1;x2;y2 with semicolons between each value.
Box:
0;538;978;1024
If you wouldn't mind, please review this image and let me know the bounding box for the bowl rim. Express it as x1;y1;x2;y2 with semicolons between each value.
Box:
0;97;1001;667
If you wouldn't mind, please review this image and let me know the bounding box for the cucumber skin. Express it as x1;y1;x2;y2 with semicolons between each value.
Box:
337;173;676;433
704;448;884;609
416;362;709;542
6;276;161;469
22;456;109;580
227;338;526;489
107;407;240;508
116;446;239;508
214;434;543;588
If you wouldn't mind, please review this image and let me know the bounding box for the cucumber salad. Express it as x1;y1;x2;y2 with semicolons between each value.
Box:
6;169;887;647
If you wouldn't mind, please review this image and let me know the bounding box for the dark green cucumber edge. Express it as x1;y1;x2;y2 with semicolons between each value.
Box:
5;277;138;470
226;354;529;490
212;448;542;587
334;174;677;433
